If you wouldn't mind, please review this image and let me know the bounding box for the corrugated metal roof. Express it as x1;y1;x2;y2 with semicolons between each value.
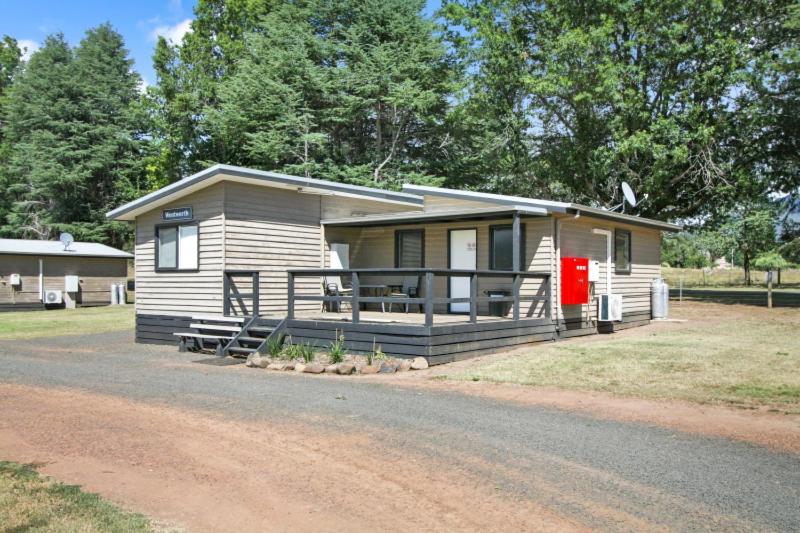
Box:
402;184;682;232
0;239;133;258
322;205;547;227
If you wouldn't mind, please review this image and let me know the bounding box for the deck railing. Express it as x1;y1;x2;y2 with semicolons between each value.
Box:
286;268;551;326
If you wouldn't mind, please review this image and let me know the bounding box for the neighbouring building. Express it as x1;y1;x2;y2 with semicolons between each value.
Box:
0;239;132;312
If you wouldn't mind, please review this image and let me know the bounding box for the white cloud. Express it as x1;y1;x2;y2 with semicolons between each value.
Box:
149;18;192;44
137;78;151;95
18;39;39;61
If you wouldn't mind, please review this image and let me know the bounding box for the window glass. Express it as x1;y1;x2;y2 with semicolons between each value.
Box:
157;226;177;269
615;230;631;273
491;227;513;270
396;230;424;268
179;225;198;269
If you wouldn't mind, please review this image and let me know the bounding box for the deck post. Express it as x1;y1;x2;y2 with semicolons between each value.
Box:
424;271;434;327
223;272;230;316
470;272;478;323
287;272;295;319
513;274;521;321
351;272;360;324
252;272;260;317
512;212;521;271
545;275;552;321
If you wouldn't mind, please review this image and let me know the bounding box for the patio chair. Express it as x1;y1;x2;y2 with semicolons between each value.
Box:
323;275;352;312
387;275;420;313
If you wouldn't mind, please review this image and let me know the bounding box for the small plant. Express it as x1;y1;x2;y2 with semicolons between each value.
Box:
296;341;317;363
328;330;346;363
265;335;284;358
367;338;386;366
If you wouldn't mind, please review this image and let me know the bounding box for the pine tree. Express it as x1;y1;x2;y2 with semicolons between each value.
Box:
2;26;146;247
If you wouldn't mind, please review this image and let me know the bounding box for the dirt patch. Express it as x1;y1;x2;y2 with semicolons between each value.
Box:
0;383;579;532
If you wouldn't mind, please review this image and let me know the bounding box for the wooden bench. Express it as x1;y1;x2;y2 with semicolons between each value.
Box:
173;332;233;353
188;323;241;332
190;314;245;323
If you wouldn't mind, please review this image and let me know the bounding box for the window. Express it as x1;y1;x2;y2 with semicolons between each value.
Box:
490;225;525;271
615;229;631;273
156;223;198;271
395;230;424;268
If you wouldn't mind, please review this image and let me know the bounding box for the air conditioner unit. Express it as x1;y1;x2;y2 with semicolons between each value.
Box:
44;290;63;305
598;294;622;322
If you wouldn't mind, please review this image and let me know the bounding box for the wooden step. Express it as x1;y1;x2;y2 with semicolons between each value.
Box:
237;336;265;344
189;323;241;332
247;326;274;335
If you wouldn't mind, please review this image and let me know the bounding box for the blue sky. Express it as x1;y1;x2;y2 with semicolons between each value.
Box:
2;0;197;88
1;0;441;89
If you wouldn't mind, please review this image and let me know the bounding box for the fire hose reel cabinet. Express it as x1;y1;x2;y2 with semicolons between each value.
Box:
561;257;590;305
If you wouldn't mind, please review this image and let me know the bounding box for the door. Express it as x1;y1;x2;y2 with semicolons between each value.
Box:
449;229;477;313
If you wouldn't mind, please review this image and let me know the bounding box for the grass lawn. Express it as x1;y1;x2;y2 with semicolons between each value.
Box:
0;461;152;532
446;303;800;409
0;306;134;340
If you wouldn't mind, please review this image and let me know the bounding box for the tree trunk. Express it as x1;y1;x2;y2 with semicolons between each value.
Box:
767;274;773;309
743;252;751;286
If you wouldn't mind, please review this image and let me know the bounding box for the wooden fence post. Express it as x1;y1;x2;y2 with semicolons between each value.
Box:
470;272;478;323
287;272;295;319
351;272;360;324
424;272;434;327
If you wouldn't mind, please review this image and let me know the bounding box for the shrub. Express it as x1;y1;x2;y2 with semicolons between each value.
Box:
328;330;347;363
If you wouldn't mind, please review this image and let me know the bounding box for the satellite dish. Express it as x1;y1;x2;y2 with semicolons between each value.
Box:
59;232;74;251
621;182;637;208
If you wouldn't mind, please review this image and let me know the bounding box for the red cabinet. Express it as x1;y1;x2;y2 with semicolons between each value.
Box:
561;257;589;305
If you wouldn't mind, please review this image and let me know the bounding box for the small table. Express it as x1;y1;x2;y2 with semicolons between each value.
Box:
358;284;388;312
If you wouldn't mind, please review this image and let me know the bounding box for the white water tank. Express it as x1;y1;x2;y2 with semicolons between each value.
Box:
651;278;669;319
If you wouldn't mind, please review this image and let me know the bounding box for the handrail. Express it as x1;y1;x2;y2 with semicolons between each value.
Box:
287;268;552;326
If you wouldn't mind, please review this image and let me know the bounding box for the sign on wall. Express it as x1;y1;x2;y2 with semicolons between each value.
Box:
162;207;193;221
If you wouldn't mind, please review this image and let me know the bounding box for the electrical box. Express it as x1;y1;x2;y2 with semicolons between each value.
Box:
9;273;21;286
64;275;80;293
561;257;590;305
588;260;600;283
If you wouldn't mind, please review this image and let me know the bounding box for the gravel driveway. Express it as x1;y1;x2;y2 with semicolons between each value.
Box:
1;331;799;531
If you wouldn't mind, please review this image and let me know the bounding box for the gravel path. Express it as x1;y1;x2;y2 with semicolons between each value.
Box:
2;331;799;531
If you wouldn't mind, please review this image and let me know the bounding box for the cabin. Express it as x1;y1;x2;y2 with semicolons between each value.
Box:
107;164;680;364
0;239;132;312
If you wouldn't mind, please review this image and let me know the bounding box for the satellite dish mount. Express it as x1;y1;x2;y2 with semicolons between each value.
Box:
610;182;638;213
59;232;74;251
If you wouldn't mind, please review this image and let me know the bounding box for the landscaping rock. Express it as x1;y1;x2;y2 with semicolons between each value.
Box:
283;362;295;371
294;363;307;373
410;357;429;370
325;364;339;373
398;359;412;372
360;364;380;374
246;354;265;368
378;362;397;374
337;362;356;375
304;364;325;374
267;362;284;371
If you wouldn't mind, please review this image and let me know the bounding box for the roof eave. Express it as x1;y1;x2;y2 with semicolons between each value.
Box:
107;164;423;221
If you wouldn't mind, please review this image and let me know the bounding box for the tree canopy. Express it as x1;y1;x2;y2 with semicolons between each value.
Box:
0;0;797;253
